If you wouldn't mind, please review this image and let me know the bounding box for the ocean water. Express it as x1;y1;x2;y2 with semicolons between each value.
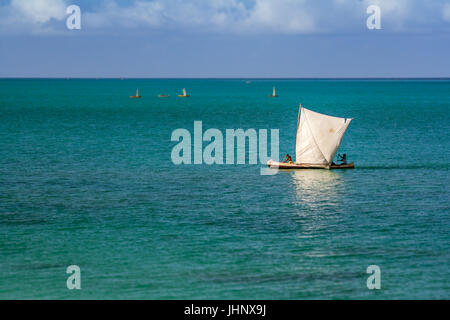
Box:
0;79;449;299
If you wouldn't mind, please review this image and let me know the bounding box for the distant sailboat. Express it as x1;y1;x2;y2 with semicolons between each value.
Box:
158;93;170;98
269;87;278;97
129;88;142;98
178;88;190;97
268;105;354;169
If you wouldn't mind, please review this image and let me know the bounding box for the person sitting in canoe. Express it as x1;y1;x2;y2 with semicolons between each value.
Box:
337;153;347;165
282;154;293;164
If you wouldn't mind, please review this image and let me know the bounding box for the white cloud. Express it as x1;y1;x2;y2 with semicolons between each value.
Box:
82;0;316;34
444;3;450;21
0;0;68;34
83;1;164;28
1;0;449;35
240;0;316;33
11;0;67;23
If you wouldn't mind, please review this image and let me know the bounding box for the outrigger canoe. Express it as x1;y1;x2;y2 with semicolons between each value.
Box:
130;88;142;98
267;105;354;170
178;88;190;97
269;87;278;97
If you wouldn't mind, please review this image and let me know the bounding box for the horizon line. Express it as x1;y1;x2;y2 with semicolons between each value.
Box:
1;77;450;80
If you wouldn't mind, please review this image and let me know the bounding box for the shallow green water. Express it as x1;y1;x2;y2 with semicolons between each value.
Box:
0;79;449;299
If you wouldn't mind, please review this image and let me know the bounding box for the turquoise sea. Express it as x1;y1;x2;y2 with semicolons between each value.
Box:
0;79;449;299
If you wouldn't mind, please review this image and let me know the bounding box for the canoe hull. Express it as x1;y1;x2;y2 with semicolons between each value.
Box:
267;160;354;169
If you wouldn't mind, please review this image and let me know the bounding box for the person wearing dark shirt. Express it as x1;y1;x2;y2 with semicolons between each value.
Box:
283;154;293;164
337;153;347;164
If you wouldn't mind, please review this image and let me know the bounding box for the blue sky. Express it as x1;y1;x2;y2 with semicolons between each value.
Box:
1;0;450;77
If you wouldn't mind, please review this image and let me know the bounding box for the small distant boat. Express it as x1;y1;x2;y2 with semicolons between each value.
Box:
158;94;170;98
245;80;251;84
269;87;278;97
178;88;190;97
267;105;354;170
129;88;142;98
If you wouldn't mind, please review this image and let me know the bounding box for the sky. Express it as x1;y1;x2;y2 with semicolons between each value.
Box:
1;0;450;78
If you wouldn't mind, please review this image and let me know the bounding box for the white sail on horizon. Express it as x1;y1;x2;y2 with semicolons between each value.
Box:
295;106;352;166
182;88;187;96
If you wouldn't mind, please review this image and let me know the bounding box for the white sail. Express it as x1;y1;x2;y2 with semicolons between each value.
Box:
295;106;352;167
182;88;186;96
273;87;276;96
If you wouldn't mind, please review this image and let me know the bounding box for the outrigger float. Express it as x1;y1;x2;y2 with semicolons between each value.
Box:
268;105;354;170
